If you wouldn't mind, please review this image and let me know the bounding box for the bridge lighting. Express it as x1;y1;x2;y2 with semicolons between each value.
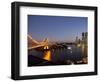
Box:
44;46;49;49
28;35;49;50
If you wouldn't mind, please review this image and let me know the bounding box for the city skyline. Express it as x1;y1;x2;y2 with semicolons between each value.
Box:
28;15;87;42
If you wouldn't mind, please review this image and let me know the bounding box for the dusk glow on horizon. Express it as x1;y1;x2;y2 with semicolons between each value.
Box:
28;15;87;42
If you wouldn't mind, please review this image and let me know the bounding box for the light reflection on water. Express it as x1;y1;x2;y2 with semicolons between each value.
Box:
43;50;51;61
29;45;86;63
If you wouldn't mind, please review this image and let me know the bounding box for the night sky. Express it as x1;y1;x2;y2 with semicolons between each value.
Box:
28;15;87;42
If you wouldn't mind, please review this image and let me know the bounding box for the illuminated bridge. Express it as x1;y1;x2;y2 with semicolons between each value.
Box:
28;35;49;50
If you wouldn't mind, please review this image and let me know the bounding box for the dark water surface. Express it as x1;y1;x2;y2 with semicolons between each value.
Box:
28;45;85;66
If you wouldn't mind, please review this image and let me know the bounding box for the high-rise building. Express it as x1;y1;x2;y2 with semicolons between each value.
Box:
82;32;84;41
82;32;87;44
75;36;78;43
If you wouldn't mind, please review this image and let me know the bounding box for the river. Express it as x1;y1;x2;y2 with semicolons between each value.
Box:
28;44;87;66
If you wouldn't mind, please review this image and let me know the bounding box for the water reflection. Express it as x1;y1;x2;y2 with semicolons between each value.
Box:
28;44;88;66
43;50;51;61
